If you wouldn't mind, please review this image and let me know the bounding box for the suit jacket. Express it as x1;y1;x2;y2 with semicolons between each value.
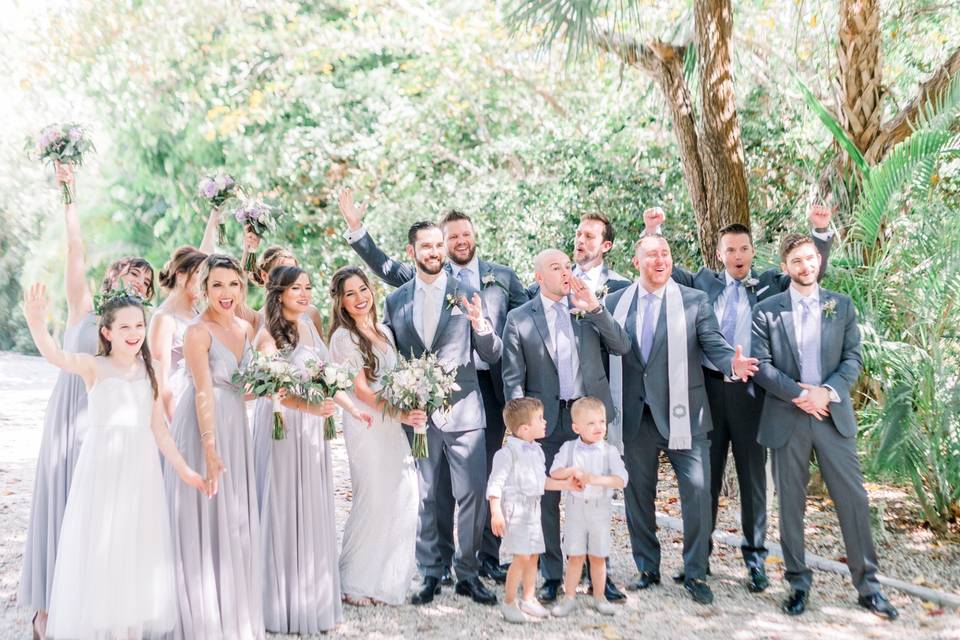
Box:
501;296;631;436
751;289;861;449
383;276;502;433
604;284;735;442
350;230;527;403
525;264;631;300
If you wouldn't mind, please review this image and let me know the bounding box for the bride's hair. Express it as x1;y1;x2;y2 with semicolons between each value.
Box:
328;266;386;383
264;265;305;351
97;295;159;400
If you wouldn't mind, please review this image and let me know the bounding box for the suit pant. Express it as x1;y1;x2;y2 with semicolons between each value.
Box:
622;408;712;580
704;374;768;569
538;404;578;581
411;426;488;581
772;417;880;596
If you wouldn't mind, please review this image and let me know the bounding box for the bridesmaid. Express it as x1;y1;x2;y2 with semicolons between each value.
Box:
165;254;264;639
19;165;155;640
251;265;371;633
237;244;324;335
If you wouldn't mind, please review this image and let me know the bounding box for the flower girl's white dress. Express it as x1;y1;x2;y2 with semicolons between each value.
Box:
46;359;176;639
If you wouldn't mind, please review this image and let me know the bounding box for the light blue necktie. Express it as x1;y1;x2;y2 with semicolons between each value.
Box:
640;293;657;363
799;298;821;385
720;280;742;345
553;301;575;399
457;267;471;285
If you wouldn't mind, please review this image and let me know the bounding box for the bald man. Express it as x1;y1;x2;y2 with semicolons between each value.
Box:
501;249;631;603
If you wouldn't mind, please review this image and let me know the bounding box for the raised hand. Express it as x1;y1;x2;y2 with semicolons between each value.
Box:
22;283;49;326
54;160;75;187
462;293;491;332
808;203;833;231
643;206;666;234
243;228;262;254
569;276;600;313
337;188;368;231
731;345;759;381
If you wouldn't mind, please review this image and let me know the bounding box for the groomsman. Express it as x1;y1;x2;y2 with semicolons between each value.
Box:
381;220;502;605
604;234;758;605
338;191;527;584
501;249;632;603
751;234;897;619
527;212;631;299
641;205;834;592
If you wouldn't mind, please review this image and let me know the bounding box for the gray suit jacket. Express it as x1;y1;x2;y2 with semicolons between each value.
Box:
751;289;861;449
604;284;736;442
501;297;631;436
383;277;502;433
350;230;527;403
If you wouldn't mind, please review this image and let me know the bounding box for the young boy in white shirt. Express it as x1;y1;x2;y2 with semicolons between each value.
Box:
549;396;629;616
487;397;577;623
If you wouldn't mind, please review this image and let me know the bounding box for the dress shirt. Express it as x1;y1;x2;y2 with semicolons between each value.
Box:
788;284;840;403
634;284;664;345
539;293;584;396
414;271;448;346
703;271;753;371
550;438;629;500
450;257;489;370
486;437;547;499
573;262;604;294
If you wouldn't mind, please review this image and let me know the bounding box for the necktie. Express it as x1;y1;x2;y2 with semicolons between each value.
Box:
799;298;821;385
457;267;471;285
720;280;742;345
421;285;439;348
640;293;657;363
553;301;575;399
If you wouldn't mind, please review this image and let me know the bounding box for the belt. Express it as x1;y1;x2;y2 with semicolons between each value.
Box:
559;397;582;410
703;367;735;383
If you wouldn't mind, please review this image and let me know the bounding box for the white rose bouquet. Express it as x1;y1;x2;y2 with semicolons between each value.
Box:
232;351;300;440
300;359;356;440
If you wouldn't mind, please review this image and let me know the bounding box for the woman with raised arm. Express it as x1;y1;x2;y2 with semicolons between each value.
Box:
165;254;264;639
19;164;155;640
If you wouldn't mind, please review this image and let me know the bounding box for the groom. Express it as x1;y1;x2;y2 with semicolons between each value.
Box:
382;220;502;606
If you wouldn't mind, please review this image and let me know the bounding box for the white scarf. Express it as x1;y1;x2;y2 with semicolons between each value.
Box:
609;279;691;452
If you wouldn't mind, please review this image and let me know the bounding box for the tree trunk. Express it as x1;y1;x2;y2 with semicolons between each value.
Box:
836;0;884;165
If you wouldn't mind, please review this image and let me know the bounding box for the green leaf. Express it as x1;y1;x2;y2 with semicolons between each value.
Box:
795;74;869;175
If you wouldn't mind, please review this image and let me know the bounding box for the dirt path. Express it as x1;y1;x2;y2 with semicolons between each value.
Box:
1;353;957;639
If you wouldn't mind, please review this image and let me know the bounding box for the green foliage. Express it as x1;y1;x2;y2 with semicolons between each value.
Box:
796;76;868;175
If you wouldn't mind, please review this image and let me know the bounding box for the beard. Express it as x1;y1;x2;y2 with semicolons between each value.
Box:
790;272;818;287
574;246;602;268
448;243;476;266
415;256;445;276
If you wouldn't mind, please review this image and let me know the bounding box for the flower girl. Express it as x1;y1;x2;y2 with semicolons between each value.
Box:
22;283;206;639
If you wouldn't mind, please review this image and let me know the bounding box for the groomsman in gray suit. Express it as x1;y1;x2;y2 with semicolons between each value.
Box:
526;212;631;300
604;234;758;605
641;204;835;592
751;234;897;619
381;220;503;606
502;249;632;603
338;190;527;584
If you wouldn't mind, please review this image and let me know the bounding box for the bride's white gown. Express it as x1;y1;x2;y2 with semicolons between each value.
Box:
330;326;419;605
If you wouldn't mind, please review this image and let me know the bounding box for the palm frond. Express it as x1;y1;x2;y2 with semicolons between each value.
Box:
795;75;869;175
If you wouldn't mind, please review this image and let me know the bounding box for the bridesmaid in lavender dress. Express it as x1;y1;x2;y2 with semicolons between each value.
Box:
165;254;264;639
251;265;372;633
19;165;155;640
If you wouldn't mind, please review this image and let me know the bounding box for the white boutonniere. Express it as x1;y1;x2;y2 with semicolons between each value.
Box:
822;298;838;319
445;291;462;311
481;272;507;292
571;308;586;320
743;276;760;289
596;284;610;300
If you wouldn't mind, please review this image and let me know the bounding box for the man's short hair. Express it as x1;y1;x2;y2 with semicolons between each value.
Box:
439;209;473;230
718;223;753;244
779;233;815;262
503;397;544;436
580;212;615;244
407;220;440;246
571;396;606;424
634;232;668;254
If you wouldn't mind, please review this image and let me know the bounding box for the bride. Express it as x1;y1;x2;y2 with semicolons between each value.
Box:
327;266;426;606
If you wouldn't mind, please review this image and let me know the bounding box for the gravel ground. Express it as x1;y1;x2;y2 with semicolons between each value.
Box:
1;352;958;639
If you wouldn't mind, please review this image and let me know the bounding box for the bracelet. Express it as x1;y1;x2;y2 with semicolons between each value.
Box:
200;430;215;440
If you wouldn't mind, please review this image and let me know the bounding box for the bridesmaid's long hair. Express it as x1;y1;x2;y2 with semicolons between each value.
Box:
97;295;159;399
328;266;386;383
265;265;305;351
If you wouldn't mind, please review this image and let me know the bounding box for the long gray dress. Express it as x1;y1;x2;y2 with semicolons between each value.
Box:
165;326;264;640
252;320;342;633
18;312;98;612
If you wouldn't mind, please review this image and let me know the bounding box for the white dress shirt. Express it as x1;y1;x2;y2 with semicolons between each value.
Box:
634;284;664;344
573;262;605;293
788;283;840;403
539;293;584;396
414;271;448;346
550;438;629;500
486;437;547;499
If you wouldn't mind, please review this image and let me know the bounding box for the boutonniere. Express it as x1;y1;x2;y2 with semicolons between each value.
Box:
743;276;760;289
595;284;610;300
571;308;586;320
822;298;838;319
445;291;462;311
481;272;507;292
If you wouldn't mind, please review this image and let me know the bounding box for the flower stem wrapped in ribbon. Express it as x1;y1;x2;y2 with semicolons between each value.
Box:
377;352;460;458
300;359;356;440
230;198;281;272
31;124;95;204
232;351;299;440
198;172;239;244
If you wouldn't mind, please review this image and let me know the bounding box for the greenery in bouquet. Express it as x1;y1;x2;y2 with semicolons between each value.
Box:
232;350;299;439
198;172;239;244
300;359;356;440
230;198;281;271
30;123;95;204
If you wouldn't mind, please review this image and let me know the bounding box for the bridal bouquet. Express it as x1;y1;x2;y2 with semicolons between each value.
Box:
231;198;281;271
300;359;356;440
377;353;460;458
198;172;239;244
32;124;95;204
232;351;300;440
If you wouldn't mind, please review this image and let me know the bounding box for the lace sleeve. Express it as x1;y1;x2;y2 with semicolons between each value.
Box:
329;328;365;372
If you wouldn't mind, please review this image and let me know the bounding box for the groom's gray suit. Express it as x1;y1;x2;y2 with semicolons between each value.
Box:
383;273;502;581
501;296;631;581
751;286;881;596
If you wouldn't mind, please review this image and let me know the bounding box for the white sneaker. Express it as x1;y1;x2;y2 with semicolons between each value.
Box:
590;597;617;616
551;597;578;618
501;601;527;624
519;598;550;618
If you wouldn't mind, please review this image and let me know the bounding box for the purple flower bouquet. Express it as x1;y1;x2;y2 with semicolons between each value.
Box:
198;172;238;244
231;198;281;271
32;124;95;204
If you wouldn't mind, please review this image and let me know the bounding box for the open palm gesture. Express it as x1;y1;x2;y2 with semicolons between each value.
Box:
337;188;368;231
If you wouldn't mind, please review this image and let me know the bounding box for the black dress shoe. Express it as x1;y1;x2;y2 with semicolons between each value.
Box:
440;567;454;586
537;579;562;603
626;571;661;591
672;565;712;583
781;589;808;616
858;592;899;620
454;576;497;605
590;576;627;603
479;557;507;584
411;576;441;605
684;579;714;605
747;566;769;593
